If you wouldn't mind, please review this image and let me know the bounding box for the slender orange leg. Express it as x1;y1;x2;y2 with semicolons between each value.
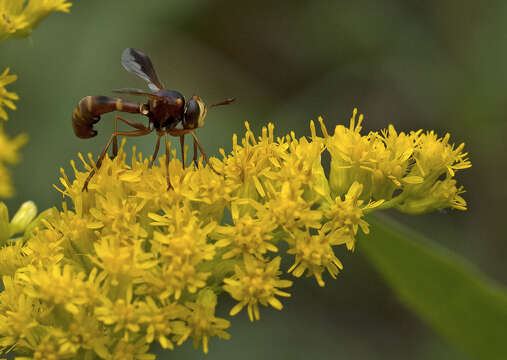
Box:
179;135;185;169
193;137;198;166
189;131;208;164
112;115;149;158
164;133;172;190
115;115;148;130
82;126;151;192
112;117;118;158
149;135;162;168
189;131;219;174
167;128;218;173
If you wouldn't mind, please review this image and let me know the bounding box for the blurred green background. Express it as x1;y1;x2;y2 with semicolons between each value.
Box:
1;1;505;359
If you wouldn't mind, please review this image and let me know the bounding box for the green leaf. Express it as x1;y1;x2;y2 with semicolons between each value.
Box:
358;214;507;360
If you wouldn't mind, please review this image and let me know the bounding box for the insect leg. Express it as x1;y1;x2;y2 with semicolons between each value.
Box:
149;135;162;168
112;115;151;160
115;115;149;131
82;128;151;192
190;131;219;174
164;133;172;190
112;116;118;158
193;138;198;166
179;135;185;169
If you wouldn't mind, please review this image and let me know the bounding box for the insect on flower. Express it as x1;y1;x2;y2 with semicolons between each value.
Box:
71;48;235;191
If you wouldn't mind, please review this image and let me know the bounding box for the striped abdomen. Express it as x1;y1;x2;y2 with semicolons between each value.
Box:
72;96;141;138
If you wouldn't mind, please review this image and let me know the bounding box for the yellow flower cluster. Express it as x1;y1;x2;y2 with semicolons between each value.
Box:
0;0;71;41
0;68;27;197
0;110;471;358
321;110;470;213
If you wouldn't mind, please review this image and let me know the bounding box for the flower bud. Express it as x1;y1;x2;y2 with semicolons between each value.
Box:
10;200;37;236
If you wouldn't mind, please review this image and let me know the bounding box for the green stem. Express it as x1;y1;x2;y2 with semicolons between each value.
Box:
369;193;406;212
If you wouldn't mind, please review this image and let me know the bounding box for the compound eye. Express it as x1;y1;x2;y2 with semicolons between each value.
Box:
184;99;200;129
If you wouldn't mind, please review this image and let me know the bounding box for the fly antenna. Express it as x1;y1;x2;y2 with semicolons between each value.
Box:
207;97;236;110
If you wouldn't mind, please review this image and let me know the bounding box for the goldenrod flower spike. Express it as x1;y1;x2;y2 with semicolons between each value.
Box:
0;109;471;357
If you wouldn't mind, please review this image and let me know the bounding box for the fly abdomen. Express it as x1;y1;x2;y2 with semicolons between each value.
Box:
72;96;140;138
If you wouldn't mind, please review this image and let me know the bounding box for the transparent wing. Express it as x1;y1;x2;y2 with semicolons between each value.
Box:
121;48;164;91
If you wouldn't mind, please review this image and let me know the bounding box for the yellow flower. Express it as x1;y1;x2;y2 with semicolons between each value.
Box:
0;124;27;198
371;124;423;199
9;200;37;236
214;203;278;259
147;204;216;300
213;121;290;203
0;201;37;276
0;111;472;358
0;276;40;350
388;130;471;214
412;130;471;179
273;133;328;199
21;224;64;271
396;178;468;214
322;181;383;251
49;312;111;358
287;229;343;287
182;290;230;354
322;109;376;198
91;234;156;287
0;0;72;41
0;69;27;198
0;200;37;244
30;335;72;360
0;202;8;242
16;264;101;315
110;338;155;360
0;68;18;121
138;297;189;350
317;108;471;214
0;238;26;276
260;180;323;232
95;285;142;339
224;255;292;321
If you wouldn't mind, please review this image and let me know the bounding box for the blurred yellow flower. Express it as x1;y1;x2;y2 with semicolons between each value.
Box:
0;124;27;197
0;68;27;197
0;68;18;121
0;0;71;41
